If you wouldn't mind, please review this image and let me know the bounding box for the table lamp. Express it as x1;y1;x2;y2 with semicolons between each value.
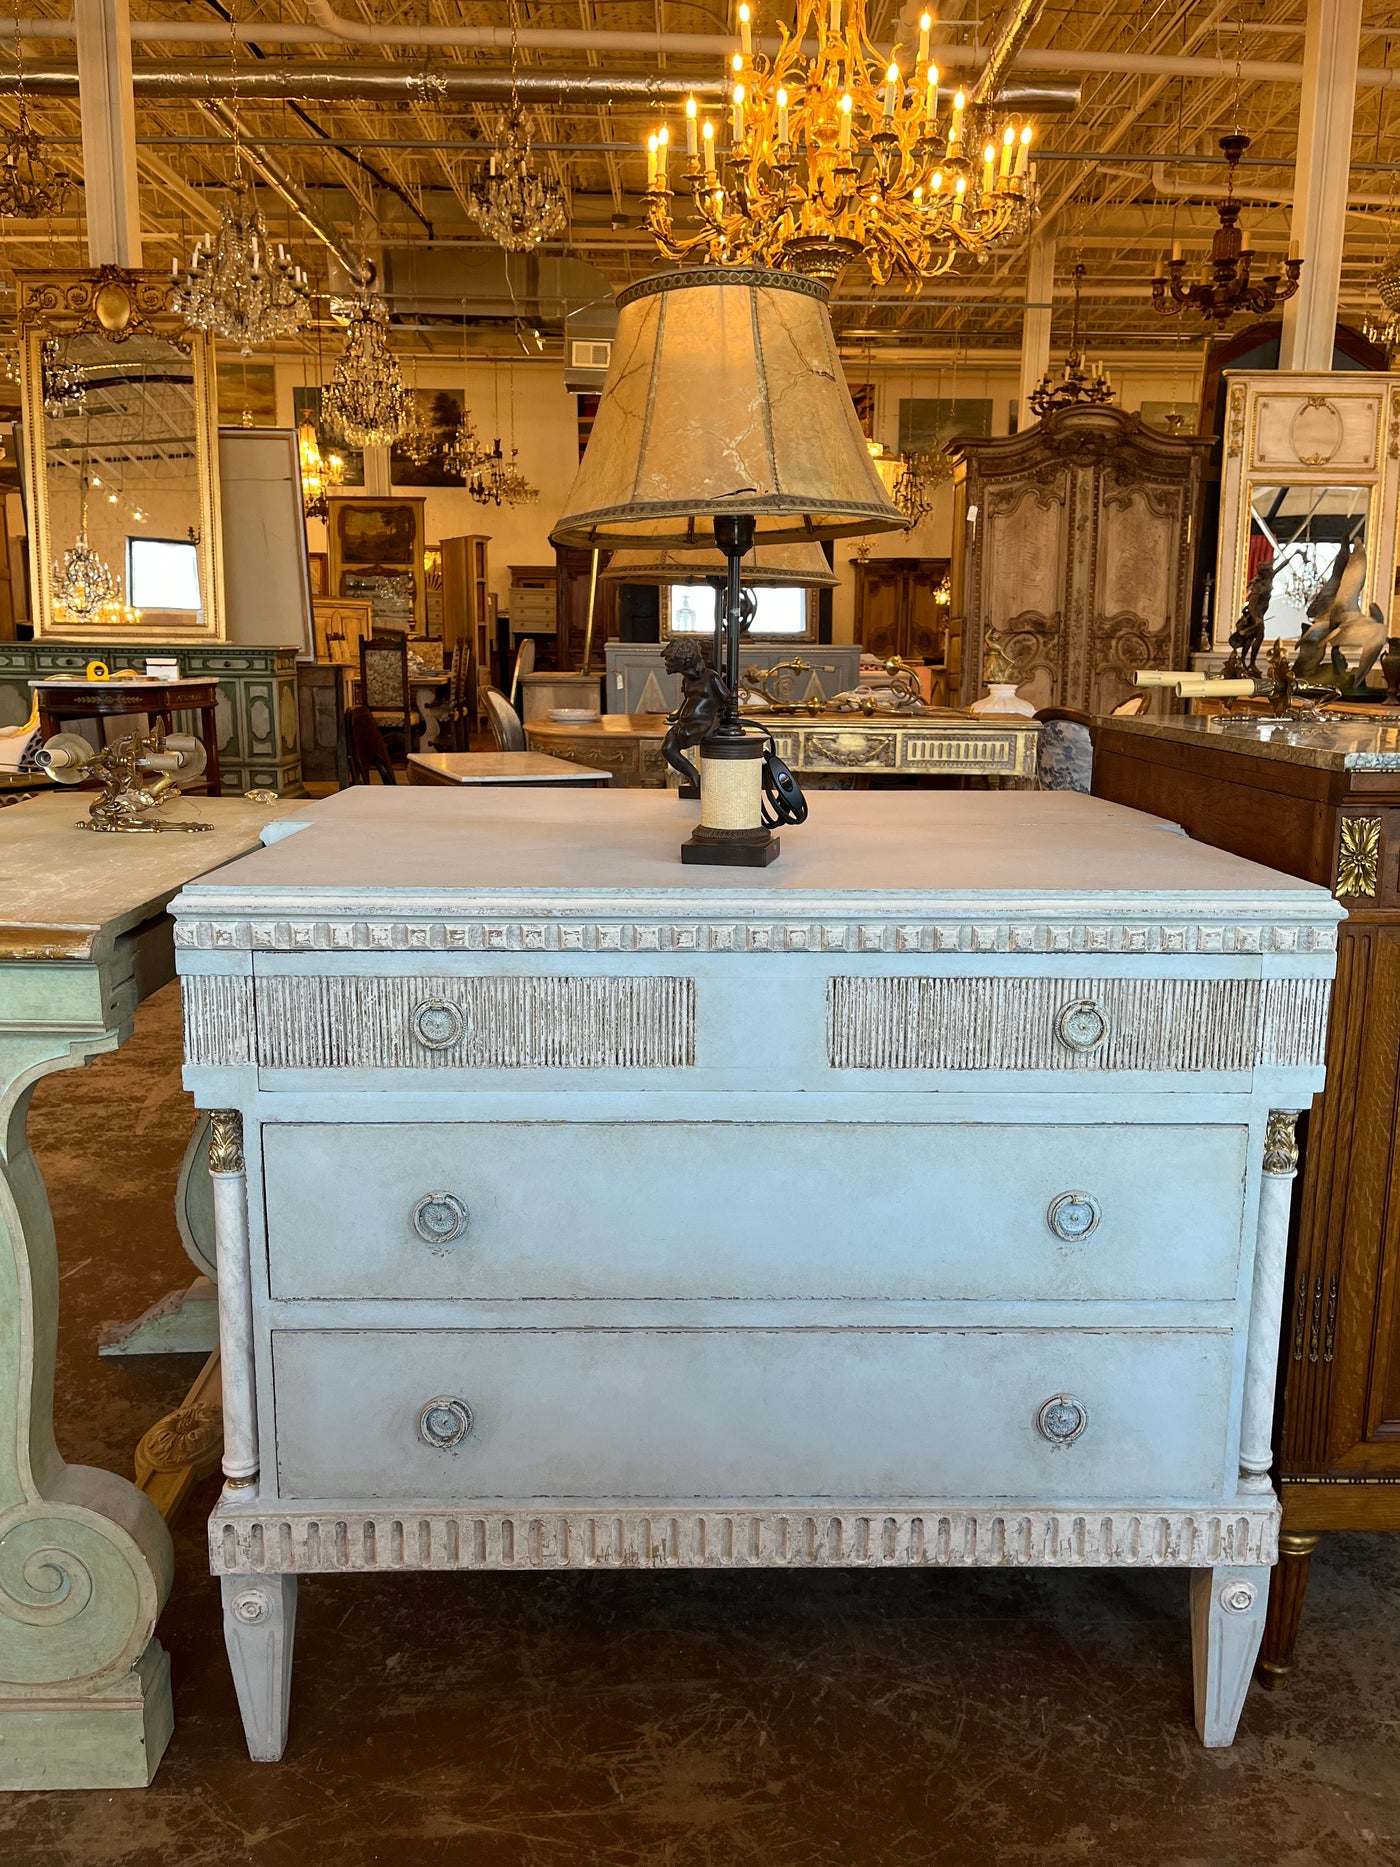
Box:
552;266;903;864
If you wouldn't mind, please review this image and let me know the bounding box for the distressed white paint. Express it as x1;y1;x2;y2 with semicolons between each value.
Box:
172;789;1341;1755
1279;0;1363;373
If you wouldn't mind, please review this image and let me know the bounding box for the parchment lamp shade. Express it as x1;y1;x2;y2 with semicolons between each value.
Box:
600;540;838;588
551;267;904;550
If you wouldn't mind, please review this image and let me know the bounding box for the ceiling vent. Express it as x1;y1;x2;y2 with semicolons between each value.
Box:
566;336;612;391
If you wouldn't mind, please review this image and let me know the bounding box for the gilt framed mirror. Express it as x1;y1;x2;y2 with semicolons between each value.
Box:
17;267;226;643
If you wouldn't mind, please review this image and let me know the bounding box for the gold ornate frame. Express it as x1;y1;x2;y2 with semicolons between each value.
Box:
18;266;226;643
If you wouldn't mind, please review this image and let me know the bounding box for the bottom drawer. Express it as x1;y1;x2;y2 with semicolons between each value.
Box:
272;1328;1233;1504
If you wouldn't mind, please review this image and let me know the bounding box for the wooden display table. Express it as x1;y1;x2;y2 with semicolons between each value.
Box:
524;711;1040;787
1089;710;1400;1687
0;793;293;1787
174;789;1338;1758
31;676;223;796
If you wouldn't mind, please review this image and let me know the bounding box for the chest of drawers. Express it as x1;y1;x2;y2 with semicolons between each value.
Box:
173;787;1341;1760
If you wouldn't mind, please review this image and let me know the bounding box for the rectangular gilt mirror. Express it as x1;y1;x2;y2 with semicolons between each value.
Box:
18;268;226;643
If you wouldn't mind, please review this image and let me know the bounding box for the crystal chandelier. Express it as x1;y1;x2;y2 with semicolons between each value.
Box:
298;416;328;519
469;438;507;507
0;96;72;219
173;170;309;356
643;0;1038;285
396;394;438;467
890;448;952;525
1363;253;1400;361
41;336;85;418
52;476;121;624
498;446;538;505
1151;134;1302;324
442;419;484;478
1029;264;1116;416
469;104;568;252
321;292;412;447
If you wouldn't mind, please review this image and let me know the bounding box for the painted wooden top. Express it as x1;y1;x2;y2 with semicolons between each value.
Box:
174;790;1339;941
0;794;299;960
1107;712;1400;772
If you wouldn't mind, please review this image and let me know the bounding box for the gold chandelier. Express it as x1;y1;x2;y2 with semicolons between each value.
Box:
643;0;1038;286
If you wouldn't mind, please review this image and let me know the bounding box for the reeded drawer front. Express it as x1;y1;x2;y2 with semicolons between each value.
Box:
271;1326;1234;1503
250;974;694;1071
262;1121;1248;1303
828;975;1331;1074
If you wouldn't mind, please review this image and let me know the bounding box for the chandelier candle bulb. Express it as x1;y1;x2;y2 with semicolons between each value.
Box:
949;90;964;148
739;3;752;57
884;65;900;119
839;92;853;149
1016;123;1032;176
658;125;669;184
732;85;745;142
776;88;789;144
1000;125;1015;182
702;119;716;174
983;145;995;194
647;133;658;186
925;64;938;121
829;0;840;31
918;11;931;66
686;95;698;158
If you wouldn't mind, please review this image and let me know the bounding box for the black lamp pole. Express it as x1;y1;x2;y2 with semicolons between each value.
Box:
712;512;756;738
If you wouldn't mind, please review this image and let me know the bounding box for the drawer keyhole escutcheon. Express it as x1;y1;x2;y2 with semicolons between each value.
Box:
412;1192;470;1247
1055;1000;1110;1054
1047;1191;1101;1242
418;1397;474;1449
1037;1395;1089;1445
411;999;468;1051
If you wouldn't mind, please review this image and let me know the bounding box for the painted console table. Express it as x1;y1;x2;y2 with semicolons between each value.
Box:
172;788;1340;1759
0;793;291;1788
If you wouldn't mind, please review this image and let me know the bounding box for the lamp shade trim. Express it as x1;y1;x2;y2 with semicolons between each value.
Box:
552;499;900;551
616;267;832;310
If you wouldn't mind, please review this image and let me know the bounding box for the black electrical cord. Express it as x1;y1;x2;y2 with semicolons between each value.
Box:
193;0;434;243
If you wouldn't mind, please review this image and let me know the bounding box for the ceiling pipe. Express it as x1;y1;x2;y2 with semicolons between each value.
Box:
0;62;1079;112
198;99;372;286
2;12;1400;91
969;0;1046;108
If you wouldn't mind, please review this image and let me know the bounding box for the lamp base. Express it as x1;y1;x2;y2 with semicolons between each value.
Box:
681;825;780;867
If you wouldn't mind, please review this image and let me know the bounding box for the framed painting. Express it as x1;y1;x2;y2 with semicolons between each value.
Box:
329;495;426;628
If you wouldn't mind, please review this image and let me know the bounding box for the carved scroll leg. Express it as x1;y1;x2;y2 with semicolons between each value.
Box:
222;1575;297;1762
1191;1565;1269;1747
99;1114;219;1359
1257;1531;1322;1690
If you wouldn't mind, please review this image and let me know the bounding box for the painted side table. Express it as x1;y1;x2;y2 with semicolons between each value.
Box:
174;788;1340;1759
0;793;291;1788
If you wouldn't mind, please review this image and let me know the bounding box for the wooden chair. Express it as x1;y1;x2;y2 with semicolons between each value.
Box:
443;640;477;753
344;706;399;786
483;686;526;752
359;634;419;760
508;636;536;711
1111;692;1150;717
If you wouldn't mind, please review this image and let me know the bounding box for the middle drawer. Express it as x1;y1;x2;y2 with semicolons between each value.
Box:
262;1121;1248;1303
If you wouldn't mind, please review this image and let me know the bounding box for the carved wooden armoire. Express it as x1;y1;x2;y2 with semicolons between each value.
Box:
950;404;1210;713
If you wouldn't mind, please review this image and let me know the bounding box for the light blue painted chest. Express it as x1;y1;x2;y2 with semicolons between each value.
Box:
172;787;1342;1758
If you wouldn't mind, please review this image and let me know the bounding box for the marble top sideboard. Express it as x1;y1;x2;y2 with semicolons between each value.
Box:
175;789;1339;1759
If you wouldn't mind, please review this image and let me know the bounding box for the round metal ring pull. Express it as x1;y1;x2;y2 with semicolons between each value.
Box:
1036;1394;1089;1445
412;1192;470;1247
418;1396;474;1449
1055;999;1110;1054
1047;1191;1101;1242
411;999;468;1051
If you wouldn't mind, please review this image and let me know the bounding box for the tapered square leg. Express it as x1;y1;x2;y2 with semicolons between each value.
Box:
1191;1564;1268;1747
222;1575;297;1762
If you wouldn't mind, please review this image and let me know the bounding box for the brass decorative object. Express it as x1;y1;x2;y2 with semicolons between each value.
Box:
1263;1109;1301;1177
35;722;212;833
642;0;1041;285
209;1109;245;1174
1336;815;1382;901
1151;135;1302;324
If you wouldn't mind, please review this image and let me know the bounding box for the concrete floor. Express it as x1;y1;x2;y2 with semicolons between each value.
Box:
4;982;1400;1867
